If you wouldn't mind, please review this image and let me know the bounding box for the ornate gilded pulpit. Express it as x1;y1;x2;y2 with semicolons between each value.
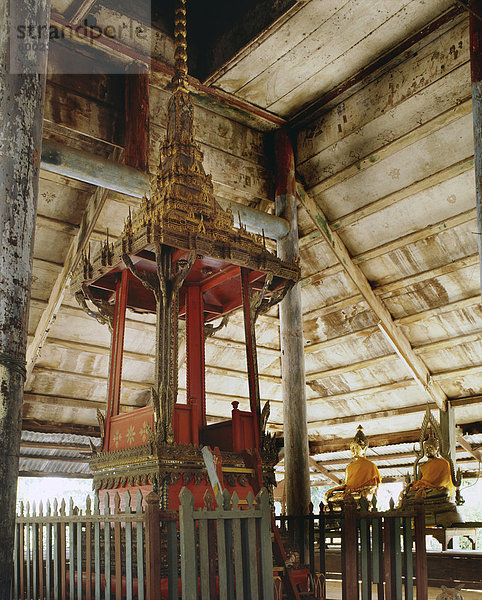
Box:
71;0;299;510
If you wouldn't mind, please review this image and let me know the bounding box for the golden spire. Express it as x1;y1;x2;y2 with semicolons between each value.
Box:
173;0;188;89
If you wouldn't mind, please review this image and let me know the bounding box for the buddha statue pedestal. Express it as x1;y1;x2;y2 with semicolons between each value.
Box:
325;425;381;512
399;437;461;528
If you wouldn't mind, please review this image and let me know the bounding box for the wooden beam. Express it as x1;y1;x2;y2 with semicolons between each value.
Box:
304;293;480;329
375;254;479;296
330;156;474;232
35;213;107;242
456;434;482;462
301;251;478;300
310;429;422;454
18;471;93;479
469;0;482;297
307;395;482;431
305;99;472;199
67;0;98;23
297;182;447;410
309;457;341;485
25;148;120;381
413;330;482;354
306;380;415;404
22;420;100;437
318;457;480;477
49;11;285;132
25;376;282;408
314;447;470;467
19;454;88;463
436;364;482;379
308;404;430;430
20;441;91;452
299;207;477;255
29;366;148;390
305;331;481;381
397;295;481;325
290;4;466;125
306;354;396;382
304;326;379;355
23;392;136;411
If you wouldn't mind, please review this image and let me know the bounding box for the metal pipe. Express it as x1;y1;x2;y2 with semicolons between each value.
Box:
40;140;290;241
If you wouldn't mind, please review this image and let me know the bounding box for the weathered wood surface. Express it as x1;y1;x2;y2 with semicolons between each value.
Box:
275;130;311;517
469;0;482;296
297;18;471;171
15;0;482;469
213;0;454;115
179;487;273;600
13;490;178;600
0;0;51;595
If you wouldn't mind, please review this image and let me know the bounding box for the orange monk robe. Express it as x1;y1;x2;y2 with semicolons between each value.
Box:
411;456;455;496
344;457;381;494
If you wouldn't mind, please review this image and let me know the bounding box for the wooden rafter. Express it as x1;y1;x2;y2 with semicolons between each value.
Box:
67;0;98;24
299;205;476;258
20;441;91;452
304;99;472;200
456;435;482;462
297;181;447;410
314;447;472;467
309;457;341;485
300;250;478;297
310;429;422;454
307;395;482;432
25;173;118;381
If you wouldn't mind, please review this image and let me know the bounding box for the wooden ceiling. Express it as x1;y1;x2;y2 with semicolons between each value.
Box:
22;0;482;482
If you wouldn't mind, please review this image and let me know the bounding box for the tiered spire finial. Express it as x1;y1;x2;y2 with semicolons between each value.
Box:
173;0;188;89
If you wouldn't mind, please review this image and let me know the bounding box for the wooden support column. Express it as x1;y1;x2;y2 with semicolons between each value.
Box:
125;63;149;172
470;0;482;296
104;270;129;447
439;400;458;482
0;0;50;594
186;285;206;443
240;267;261;449
274;129;310;517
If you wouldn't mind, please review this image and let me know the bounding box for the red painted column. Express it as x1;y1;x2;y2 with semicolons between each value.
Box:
240;267;261;449
125;63;149;172
186;285;205;444
104;269;129;448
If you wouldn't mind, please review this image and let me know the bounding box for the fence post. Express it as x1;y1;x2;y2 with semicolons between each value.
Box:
383;517;392;600
414;501;427;600
258;488;275;600
179;487;197;600
145;492;161;600
343;498;358;600
114;493;122;600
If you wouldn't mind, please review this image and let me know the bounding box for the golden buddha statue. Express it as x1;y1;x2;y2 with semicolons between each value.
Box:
325;425;381;511
405;436;455;499
400;433;461;527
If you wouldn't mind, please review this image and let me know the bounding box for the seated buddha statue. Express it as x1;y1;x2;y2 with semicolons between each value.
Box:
400;434;460;526
405;436;455;499
325;425;381;511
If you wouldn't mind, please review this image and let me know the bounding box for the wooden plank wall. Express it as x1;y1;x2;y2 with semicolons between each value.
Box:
294;14;481;438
